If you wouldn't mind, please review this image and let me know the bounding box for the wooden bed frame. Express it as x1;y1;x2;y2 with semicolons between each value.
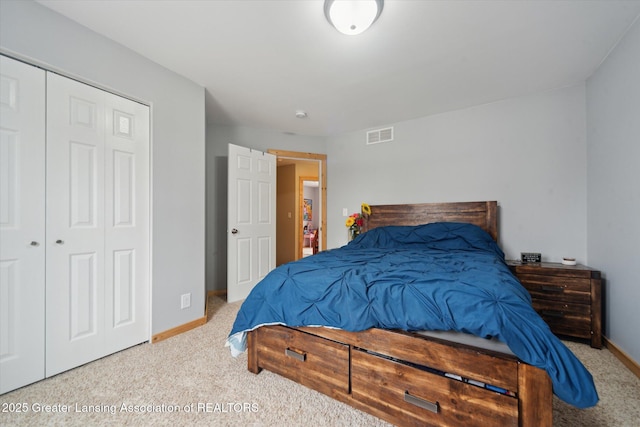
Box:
247;201;552;427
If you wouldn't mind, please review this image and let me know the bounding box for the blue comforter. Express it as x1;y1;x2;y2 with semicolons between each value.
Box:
227;222;598;408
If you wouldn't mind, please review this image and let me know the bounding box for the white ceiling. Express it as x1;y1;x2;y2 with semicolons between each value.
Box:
37;0;640;137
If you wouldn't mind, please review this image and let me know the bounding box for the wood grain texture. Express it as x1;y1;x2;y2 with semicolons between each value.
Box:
518;362;552;427
253;324;550;427
361;201;498;241
352;349;518;427
151;315;206;344
508;261;602;349
298;326;519;391
247;329;260;374
254;326;350;398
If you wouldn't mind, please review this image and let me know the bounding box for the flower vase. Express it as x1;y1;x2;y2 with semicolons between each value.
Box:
349;227;359;242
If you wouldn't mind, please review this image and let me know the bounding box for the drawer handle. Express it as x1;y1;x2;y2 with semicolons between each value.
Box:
285;347;306;362
541;285;564;293
541;310;565;318
404;391;439;414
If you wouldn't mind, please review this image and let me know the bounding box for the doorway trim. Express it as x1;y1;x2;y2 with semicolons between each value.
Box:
267;149;327;254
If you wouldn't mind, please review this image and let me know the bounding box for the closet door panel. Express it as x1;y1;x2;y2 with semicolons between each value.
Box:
0;56;46;394
46;72;106;377
104;92;150;353
46;72;150;377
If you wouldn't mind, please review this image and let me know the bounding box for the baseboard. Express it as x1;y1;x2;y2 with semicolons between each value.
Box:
604;336;640;379
151;290;226;342
207;289;227;297
151;315;207;344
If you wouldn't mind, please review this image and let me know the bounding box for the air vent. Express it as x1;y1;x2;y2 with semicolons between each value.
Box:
366;126;394;145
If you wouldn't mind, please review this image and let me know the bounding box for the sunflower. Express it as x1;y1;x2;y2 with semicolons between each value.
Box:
361;203;371;216
345;217;355;227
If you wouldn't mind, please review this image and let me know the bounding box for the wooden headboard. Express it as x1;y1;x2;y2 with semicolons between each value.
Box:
361;201;498;241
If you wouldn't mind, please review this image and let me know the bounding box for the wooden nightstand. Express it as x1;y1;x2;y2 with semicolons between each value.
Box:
507;261;602;349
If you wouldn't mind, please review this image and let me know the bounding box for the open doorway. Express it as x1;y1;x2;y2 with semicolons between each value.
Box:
268;150;326;266
301;178;319;258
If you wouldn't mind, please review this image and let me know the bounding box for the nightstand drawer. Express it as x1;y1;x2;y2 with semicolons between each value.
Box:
517;273;590;304
532;299;591;335
255;325;350;396
541;316;592;339
532;299;591;317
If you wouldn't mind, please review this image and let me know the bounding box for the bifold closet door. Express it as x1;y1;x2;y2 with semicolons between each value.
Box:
0;56;46;394
46;72;149;377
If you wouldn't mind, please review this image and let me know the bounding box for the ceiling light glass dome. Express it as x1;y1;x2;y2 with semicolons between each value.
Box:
324;0;384;36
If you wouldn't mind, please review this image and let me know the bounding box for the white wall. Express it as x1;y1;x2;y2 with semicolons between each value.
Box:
587;19;640;364
326;85;588;263
206;125;326;291
209;87;589;287
0;0;206;335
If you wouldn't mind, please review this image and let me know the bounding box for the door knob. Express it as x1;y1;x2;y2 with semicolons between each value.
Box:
231;228;238;234
30;241;40;246
55;239;64;244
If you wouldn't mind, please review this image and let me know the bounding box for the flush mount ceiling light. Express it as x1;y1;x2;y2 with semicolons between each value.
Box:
324;0;384;36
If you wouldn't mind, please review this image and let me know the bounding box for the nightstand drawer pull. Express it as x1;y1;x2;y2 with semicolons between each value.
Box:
404;391;439;413
285;347;307;362
541;310;565;318
541;285;564;293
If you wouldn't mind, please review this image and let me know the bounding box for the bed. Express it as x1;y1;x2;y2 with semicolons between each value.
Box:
226;201;598;427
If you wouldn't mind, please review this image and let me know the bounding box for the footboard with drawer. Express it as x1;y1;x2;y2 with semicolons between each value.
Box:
247;325;552;427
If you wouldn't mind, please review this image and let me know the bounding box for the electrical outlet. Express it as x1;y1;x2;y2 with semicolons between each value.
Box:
181;293;191;309
342;208;348;216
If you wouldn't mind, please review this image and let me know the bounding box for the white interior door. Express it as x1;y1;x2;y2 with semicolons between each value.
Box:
227;144;276;303
45;72;149;376
0;55;46;394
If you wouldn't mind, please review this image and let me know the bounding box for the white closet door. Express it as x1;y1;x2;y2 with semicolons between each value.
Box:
103;90;149;354
46;72;107;376
0;56;46;394
46;73;149;376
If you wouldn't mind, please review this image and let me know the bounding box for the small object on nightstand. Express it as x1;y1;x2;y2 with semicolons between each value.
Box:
562;257;577;266
521;252;541;263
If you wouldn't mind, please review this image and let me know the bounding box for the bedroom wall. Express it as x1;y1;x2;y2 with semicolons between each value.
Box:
0;0;206;335
586;18;640;364
325;85;589;265
206;124;325;292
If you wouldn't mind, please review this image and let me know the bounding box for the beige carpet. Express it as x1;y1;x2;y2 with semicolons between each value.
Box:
1;295;639;426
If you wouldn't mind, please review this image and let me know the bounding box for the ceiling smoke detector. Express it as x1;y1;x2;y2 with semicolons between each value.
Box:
295;111;308;119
